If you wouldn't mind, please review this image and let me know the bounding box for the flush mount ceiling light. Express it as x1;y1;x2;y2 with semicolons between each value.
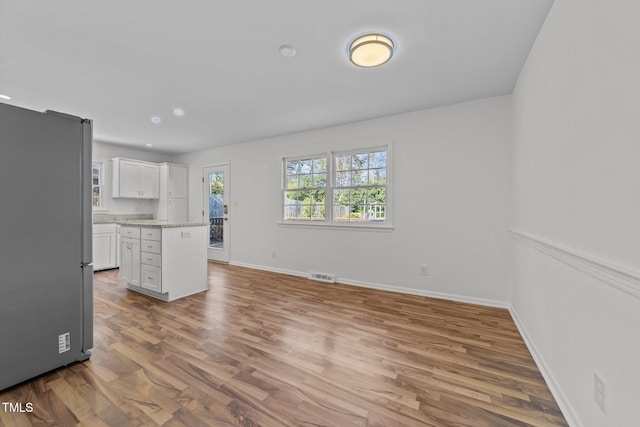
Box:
279;44;297;58
145;143;153;147
348;33;395;68
0;94;11;100
150;116;161;124
173;108;185;117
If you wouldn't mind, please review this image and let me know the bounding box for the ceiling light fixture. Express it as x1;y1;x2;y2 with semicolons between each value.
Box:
0;94;11;100
150;116;161;124
173;108;185;117
146;143;153;147
348;33;395;68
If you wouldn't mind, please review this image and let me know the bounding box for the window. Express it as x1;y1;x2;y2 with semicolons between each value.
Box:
333;149;387;223
283;155;327;221
282;145;389;226
92;162;104;209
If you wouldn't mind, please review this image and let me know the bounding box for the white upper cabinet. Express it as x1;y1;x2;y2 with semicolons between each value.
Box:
168;164;188;198
139;163;160;198
112;158;160;199
156;163;188;221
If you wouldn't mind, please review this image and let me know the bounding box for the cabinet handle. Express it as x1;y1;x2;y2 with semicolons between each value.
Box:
147;245;153;249
147;258;152;261
147;276;153;280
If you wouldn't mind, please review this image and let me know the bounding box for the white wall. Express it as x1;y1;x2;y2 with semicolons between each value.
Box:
511;0;640;425
175;96;512;305
92;141;174;214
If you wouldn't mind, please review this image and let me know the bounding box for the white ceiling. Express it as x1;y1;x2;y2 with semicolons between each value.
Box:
0;0;553;154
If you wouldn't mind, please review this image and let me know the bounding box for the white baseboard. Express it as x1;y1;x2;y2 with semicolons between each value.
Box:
228;261;309;279
338;277;510;308
509;306;582;427
228;261;509;309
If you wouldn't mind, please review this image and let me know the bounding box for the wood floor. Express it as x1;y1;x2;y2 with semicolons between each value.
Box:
0;263;568;427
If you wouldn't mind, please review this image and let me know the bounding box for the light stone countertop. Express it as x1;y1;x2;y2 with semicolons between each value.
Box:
93;213;153;224
117;220;208;228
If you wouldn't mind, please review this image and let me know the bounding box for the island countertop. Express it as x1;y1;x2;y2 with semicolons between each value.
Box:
117;220;208;228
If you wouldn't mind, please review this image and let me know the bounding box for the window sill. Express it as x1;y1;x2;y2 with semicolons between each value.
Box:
277;221;394;232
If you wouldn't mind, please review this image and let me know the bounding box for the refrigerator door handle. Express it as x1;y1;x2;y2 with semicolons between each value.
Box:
81;119;93;266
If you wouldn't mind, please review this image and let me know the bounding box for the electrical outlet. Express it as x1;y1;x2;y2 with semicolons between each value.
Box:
271;249;277;258
420;264;429;276
594;373;606;414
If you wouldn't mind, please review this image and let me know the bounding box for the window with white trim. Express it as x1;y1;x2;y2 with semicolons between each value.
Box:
92;162;105;210
333;148;387;223
283;155;327;221
282;145;389;226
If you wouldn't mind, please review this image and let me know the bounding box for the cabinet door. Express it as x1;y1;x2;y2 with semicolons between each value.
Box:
120;239;140;286
139;164;160;198
168;165;188;198
119;160;141;198
93;233;115;271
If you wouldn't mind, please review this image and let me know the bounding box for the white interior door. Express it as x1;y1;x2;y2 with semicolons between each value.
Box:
203;164;230;262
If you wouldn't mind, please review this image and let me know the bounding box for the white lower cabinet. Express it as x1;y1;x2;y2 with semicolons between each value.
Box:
120;236;140;286
93;223;118;271
118;225;207;301
141;264;162;292
140;228;162;293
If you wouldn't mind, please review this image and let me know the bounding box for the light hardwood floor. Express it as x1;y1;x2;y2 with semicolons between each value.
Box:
0;263;568;426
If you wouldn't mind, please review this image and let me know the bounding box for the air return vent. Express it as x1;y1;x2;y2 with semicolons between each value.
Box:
309;271;336;283
58;333;70;353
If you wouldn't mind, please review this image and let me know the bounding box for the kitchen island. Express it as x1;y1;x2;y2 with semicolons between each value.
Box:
118;220;208;302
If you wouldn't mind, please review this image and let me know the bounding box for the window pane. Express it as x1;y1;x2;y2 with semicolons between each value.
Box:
335;171;351;187
312;190;325;204
369;168;387;185
352;153;368;170
336;155;351;171
311;204;325;220
365;204;386;221
286;160;299;175
334;205;350;221
313;173;327;188
353;169;368;186
334;189;350;205
286;175;298;189
313;158;326;173
367;187;386;205
284;204;299;220
370;151;387;168
350;203;366;221
299;174;313;189
285;190;304;201
299;159;312;174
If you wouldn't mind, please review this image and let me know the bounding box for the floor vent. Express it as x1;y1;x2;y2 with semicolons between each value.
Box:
309;271;336;283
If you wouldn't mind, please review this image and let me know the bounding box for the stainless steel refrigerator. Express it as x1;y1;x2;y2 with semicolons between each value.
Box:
0;103;93;391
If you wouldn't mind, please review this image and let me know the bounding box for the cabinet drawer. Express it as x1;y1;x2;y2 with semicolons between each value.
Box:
141;251;161;267
120;227;140;239
141;239;161;254
93;223;117;234
141;228;161;241
141;264;162;293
